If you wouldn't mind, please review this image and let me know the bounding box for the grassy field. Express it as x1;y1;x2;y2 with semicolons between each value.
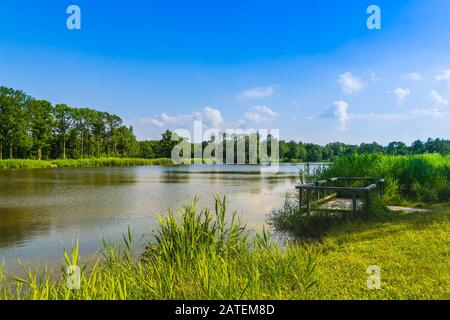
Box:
0;158;174;169
0;197;448;300
310;203;449;299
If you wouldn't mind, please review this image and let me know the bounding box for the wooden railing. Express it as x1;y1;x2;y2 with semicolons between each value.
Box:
295;177;385;215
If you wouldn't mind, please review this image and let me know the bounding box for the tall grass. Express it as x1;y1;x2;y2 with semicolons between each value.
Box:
0;158;174;170
322;154;450;202
0;159;54;169
0;197;317;300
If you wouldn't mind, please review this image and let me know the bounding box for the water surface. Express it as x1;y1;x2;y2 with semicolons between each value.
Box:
0;164;316;269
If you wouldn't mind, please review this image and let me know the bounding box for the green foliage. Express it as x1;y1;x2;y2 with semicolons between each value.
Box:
323;154;450;202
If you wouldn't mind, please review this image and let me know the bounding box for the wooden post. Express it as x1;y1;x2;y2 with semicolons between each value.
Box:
306;190;311;216
352;192;357;215
366;191;371;210
298;189;303;212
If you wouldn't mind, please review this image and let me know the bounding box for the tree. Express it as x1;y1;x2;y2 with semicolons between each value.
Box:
138;140;156;159
54;104;75;159
411;140;425;154
158;130;179;158
387;141;408;155
359;142;383;154
285;140;306;161
27;100;54;160
0;87;30;159
305;143;323;162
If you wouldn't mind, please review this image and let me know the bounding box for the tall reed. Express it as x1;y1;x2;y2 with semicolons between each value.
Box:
0;197;317;300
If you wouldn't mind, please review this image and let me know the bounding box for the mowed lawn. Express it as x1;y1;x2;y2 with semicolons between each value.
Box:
309;203;450;299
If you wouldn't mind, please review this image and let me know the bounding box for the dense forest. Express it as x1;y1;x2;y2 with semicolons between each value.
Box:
1;86;449;161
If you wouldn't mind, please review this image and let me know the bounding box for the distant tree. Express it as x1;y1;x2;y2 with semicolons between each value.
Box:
0;87;31;159
411;140;425;154
158;130;180;158
305;143;323;162
359;142;384;154
285;140;307;161
27;100;54;160
387;141;408;155
54;104;75;159
139;140;156;159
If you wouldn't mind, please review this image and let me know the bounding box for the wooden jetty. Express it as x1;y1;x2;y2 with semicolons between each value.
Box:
295;177;385;215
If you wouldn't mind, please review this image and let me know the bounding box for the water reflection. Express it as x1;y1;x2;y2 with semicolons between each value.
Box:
0;164;307;268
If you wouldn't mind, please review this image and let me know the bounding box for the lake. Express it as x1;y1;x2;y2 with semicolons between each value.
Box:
0;163;320;270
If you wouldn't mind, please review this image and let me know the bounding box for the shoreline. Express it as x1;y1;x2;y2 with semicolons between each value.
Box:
0;158;175;170
0;159;329;170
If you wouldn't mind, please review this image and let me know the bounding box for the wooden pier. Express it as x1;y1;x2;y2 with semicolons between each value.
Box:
295;177;385;215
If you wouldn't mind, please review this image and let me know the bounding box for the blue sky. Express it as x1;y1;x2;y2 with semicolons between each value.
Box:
1;0;449;144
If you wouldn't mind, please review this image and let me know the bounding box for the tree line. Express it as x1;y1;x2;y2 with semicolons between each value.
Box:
1;86;449;161
277;138;450;162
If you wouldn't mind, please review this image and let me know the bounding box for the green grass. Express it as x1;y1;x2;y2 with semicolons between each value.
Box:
0;197;448;300
323;153;450;203
0;158;174;169
310;203;450;299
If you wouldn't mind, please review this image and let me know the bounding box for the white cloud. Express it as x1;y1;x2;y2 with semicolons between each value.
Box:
129;107;224;140
430;89;448;107
238;85;277;99
242;105;279;124
405;72;422;81
320;100;350;131
392;88;411;106
203;107;224;128
338;72;364;94
436;69;450;83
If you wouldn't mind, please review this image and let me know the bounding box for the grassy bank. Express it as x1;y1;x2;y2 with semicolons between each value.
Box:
0;197;448;300
0;158;174;170
311;202;450;299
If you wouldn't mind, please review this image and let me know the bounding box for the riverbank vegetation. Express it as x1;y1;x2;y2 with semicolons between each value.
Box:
269;153;450;238
0;197;318;300
0;158;174;170
323;153;450;203
0;197;448;300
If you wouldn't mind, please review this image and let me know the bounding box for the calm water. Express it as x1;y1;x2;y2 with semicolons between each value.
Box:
0;164;314;269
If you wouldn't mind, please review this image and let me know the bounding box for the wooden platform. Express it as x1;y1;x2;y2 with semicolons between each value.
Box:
319;198;364;211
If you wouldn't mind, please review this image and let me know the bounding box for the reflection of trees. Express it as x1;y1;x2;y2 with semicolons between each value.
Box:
0;168;139;250
159;172;191;184
0;207;51;249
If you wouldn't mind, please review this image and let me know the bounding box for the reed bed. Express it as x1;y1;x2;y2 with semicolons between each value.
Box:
322;154;450;202
0;158;174;170
0;197;317;300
